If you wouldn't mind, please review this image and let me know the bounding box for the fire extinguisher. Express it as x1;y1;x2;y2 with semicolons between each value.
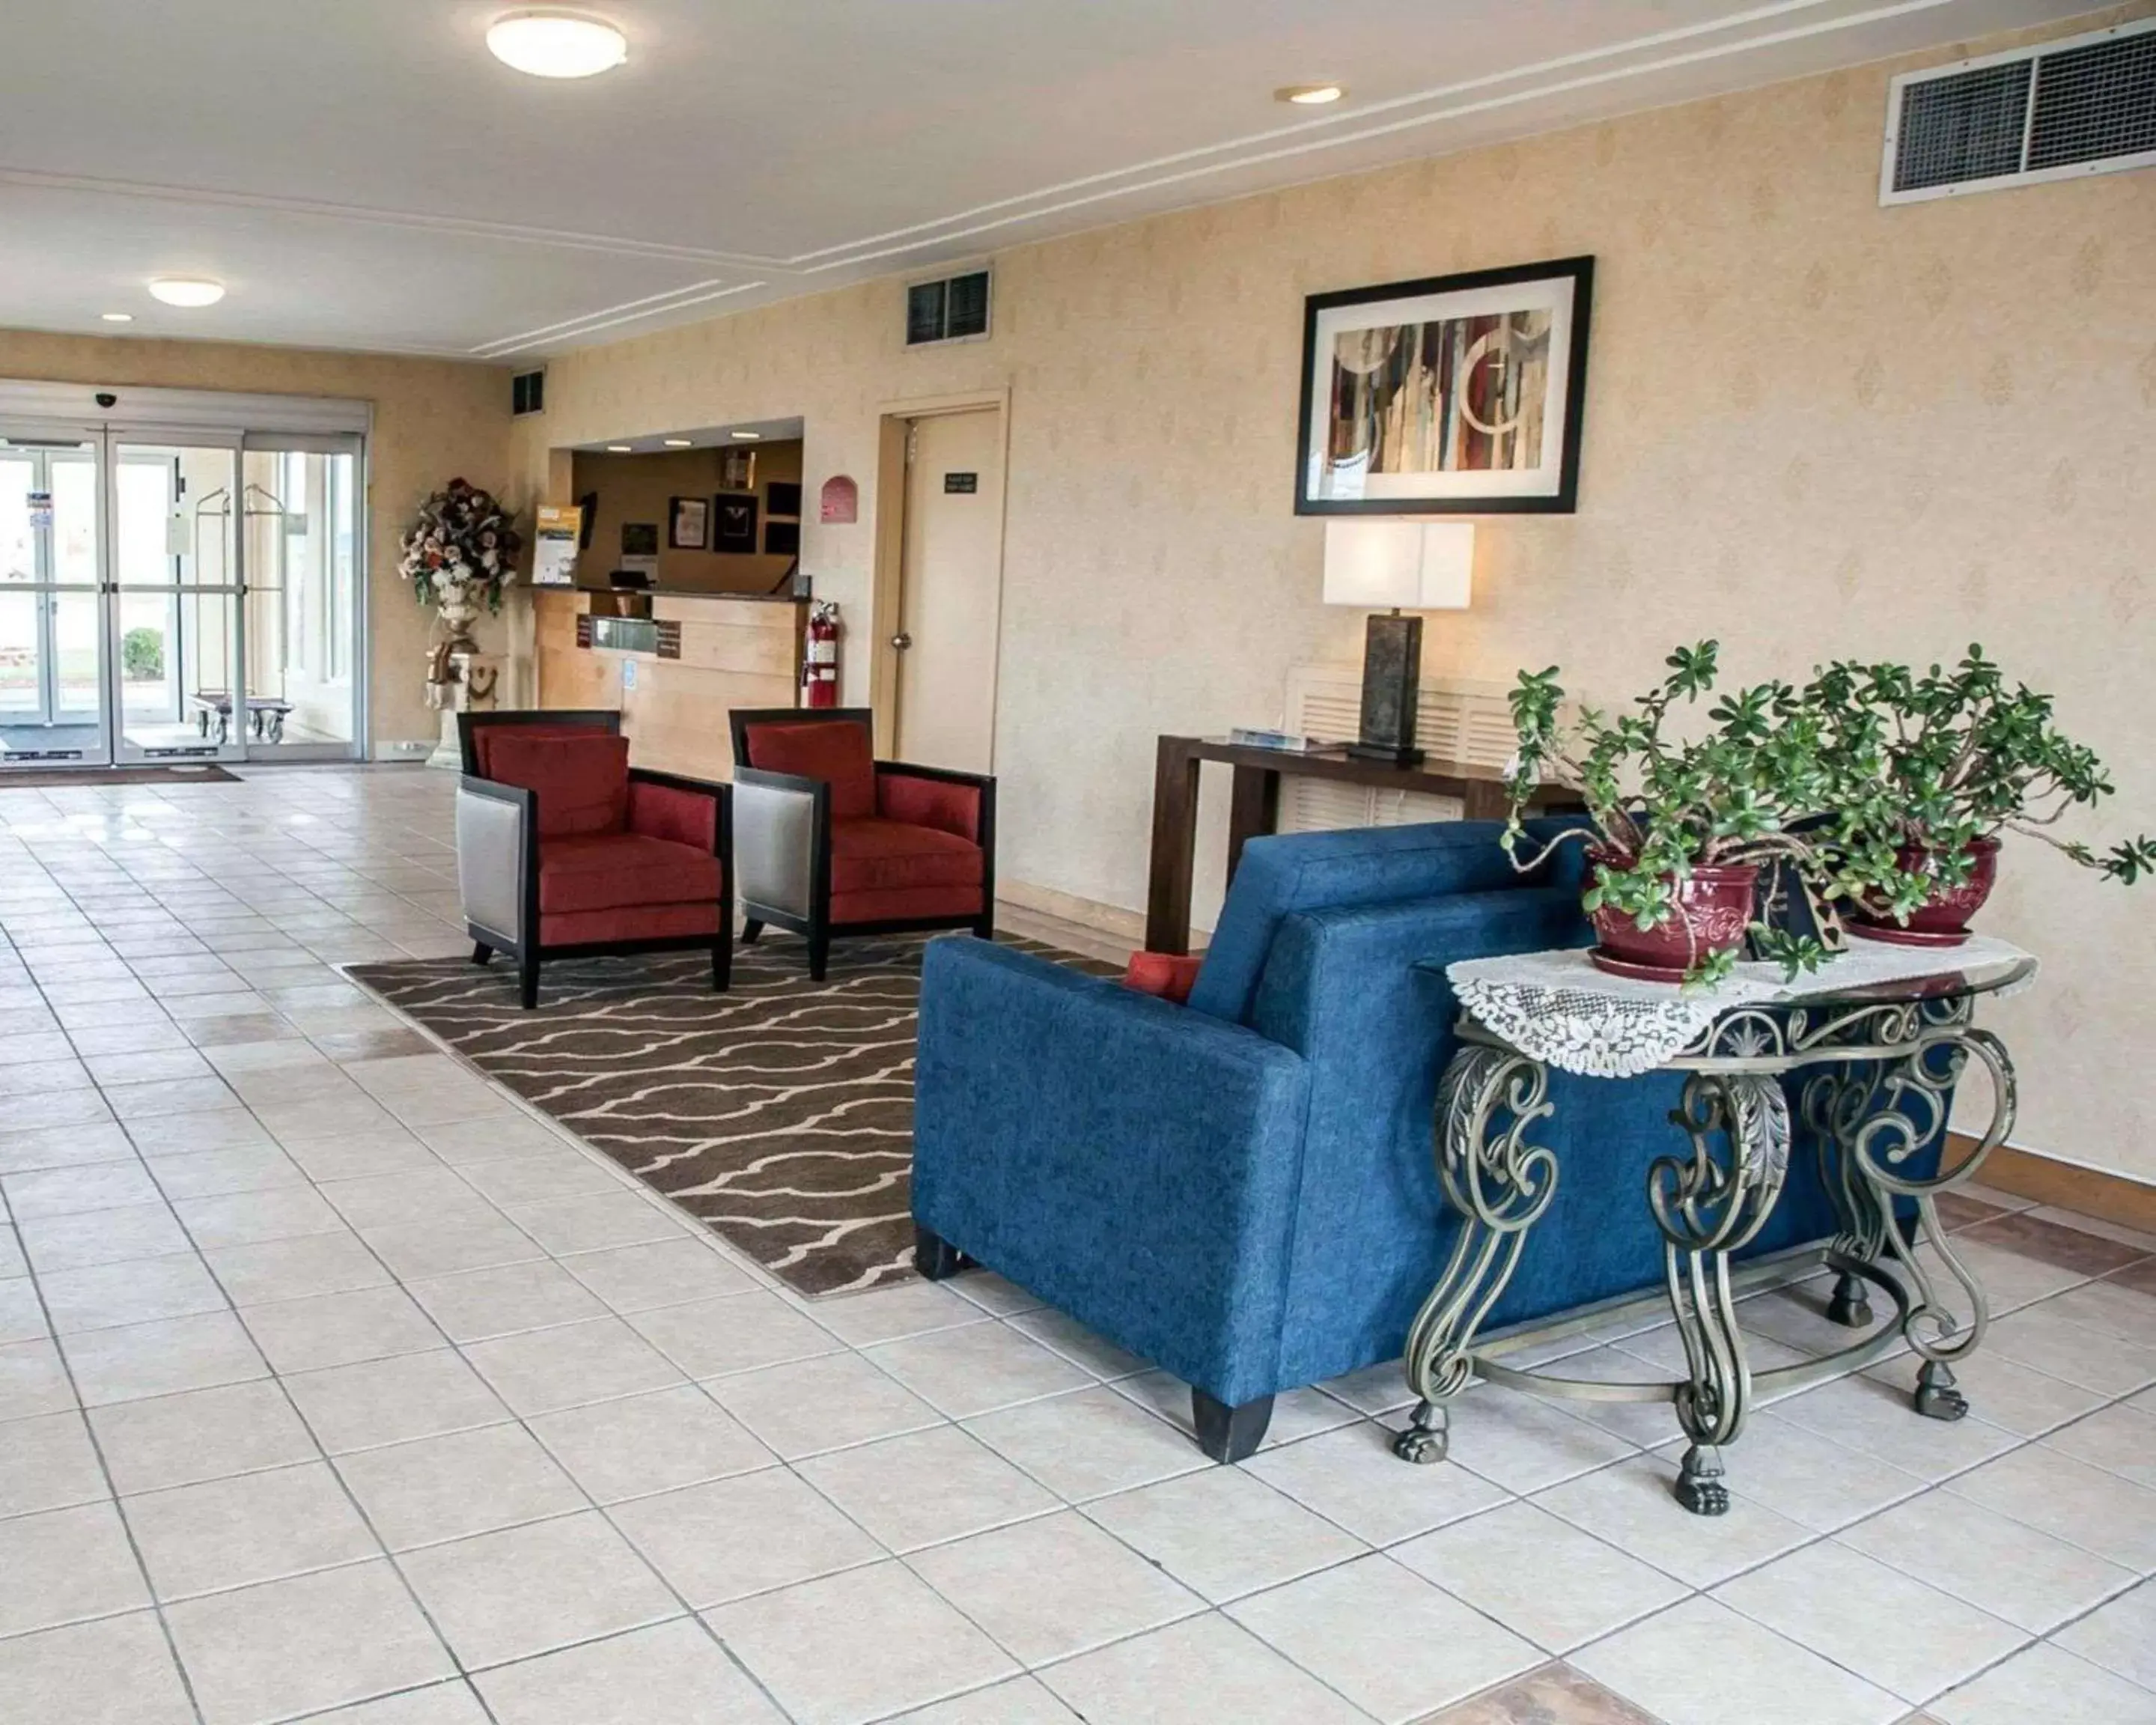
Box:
803;600;841;709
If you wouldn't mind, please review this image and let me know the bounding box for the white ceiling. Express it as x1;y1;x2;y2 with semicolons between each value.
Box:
0;0;2095;362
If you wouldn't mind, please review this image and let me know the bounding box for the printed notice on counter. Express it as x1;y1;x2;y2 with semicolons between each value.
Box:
532;503;582;587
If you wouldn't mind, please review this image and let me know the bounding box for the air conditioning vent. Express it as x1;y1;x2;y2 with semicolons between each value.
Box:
511;369;546;416
1882;19;2156;204
905;269;992;347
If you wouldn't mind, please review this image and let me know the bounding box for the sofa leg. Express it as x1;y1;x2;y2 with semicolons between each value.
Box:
740;919;764;945
913;1225;972;1281
711;937;731;994
1191;1390;1273;1463
472;942;493;966
808;930;830;982
972;910;995;941
517;952;540;1010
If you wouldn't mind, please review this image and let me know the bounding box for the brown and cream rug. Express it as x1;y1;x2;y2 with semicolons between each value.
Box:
349;931;1106;1297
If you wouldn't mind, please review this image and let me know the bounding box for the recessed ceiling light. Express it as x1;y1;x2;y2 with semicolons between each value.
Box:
604;444;633;452
1276;83;1345;105
729;431;761;441
663;438;693;448
487;11;628;79
100;312;133;323
147;277;225;308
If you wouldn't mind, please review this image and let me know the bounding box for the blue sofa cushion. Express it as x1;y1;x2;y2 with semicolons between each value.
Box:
1187;817;1583;1024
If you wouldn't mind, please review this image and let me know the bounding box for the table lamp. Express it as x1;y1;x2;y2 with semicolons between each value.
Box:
1322;520;1474;765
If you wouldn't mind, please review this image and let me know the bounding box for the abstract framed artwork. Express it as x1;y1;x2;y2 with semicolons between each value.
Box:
1295;255;1594;515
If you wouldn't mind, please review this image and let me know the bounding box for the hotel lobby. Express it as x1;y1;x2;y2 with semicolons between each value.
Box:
1;4;2154;1724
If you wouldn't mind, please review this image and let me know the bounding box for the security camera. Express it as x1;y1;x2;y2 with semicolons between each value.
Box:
94;392;118;409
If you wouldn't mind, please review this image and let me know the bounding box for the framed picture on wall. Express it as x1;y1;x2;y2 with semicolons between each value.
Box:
719;448;757;492
766;481;802;517
764;520;800;557
713;493;759;553
1295;255;1594;514
669;496;709;550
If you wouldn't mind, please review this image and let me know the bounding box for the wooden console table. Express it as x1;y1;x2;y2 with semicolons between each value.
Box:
1143;734;1578;955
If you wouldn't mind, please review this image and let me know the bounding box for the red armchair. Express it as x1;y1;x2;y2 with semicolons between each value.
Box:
455;711;732;1008
728;708;994;981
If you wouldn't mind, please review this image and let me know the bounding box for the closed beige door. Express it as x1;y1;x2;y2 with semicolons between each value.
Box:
894;407;1003;773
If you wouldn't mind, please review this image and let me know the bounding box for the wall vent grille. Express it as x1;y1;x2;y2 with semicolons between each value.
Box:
905;270;992;346
1882;19;2156;204
1279;664;1517;836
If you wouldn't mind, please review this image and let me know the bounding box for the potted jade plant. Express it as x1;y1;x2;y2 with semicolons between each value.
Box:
1502;642;1909;986
1807;647;2156;945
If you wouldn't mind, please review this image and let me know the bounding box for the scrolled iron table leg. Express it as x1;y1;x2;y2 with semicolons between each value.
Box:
1394;1046;1559;1465
1651;1072;1791;1515
1842;1010;2017;1423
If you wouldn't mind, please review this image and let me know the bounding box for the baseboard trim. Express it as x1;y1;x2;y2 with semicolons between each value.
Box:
1952;1132;2156;1233
997;877;1153;947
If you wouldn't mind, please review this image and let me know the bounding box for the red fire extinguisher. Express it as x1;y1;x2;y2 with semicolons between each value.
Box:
803;600;841;709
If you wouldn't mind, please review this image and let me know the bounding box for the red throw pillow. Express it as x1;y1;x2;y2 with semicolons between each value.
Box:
485;730;630;838
1122;951;1202;1006
745;720;875;821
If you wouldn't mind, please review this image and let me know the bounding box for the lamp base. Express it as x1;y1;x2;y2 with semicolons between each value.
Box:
1345;740;1426;767
1355;611;1425;767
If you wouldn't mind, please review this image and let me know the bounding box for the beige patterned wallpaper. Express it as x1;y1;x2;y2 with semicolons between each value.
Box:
519;8;2154;1175
0;331;512;744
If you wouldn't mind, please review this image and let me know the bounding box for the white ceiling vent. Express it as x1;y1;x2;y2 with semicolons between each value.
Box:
1881;18;2155;205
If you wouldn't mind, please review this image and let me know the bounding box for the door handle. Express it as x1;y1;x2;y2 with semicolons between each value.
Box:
890;633;913;651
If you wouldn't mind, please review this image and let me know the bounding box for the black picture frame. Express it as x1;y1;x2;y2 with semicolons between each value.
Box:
767;481;803;517
1294;255;1594;516
669;495;709;550
764;520;800;557
713;493;759;554
621;522;660;557
576;492;598;550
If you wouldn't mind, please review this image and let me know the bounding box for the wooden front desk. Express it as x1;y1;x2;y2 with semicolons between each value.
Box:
533;588;805;778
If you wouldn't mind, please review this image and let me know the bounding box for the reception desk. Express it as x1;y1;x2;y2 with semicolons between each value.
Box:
533;588;804;778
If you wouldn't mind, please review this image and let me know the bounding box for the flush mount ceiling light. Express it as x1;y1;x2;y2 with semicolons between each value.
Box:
604;443;633;452
100;311;133;323
1275;82;1345;105
487;11;628;79
147;277;225;308
728;431;761;440
662;438;693;447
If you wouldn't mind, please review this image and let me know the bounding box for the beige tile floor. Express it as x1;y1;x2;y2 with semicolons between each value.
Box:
1;765;2154;1725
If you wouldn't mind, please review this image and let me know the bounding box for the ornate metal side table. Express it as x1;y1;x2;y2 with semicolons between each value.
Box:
1392;941;2032;1515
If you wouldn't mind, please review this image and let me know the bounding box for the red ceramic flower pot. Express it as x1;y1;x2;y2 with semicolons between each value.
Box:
1850;836;2000;947
1586;856;1760;983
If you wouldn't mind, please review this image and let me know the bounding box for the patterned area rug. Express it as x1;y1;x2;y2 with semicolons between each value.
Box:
349;931;1105;1297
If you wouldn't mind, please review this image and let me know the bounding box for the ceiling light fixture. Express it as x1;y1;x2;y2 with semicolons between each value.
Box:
147;277;225;308
663;438;693;447
100;312;134;323
729;431;761;440
487;11;628;79
604;444;633;452
1276;82;1346;105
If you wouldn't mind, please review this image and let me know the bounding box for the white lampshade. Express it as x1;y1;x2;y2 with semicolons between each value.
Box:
1322;520;1474;611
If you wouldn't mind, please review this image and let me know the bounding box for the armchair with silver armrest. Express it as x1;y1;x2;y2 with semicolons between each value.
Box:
454;710;733;1009
727;707;995;981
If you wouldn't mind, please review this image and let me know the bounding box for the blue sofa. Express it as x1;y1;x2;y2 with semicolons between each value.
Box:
912;821;1847;1459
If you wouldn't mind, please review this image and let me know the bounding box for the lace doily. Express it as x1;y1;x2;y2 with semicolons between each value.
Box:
1446;934;2035;1078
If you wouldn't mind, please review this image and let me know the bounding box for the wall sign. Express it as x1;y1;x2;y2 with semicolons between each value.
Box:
943;471;978;494
819;475;859;524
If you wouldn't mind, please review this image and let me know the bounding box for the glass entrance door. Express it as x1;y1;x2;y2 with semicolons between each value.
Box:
0;436;109;765
112;439;244;764
0;404;366;776
240;435;363;756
